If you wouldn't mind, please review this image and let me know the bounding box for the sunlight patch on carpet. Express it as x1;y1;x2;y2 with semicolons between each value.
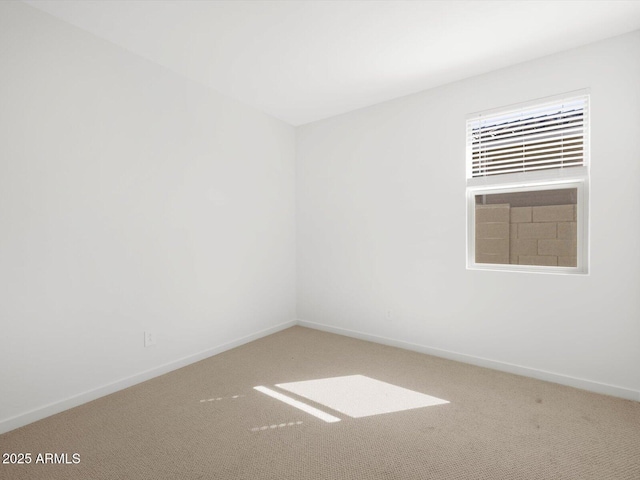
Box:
276;374;448;418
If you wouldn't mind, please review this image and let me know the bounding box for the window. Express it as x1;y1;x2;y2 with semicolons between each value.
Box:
466;92;589;274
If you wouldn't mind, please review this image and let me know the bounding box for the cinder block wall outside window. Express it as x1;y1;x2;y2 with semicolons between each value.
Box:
476;203;577;267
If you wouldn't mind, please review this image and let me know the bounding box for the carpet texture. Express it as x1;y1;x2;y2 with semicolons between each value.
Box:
1;326;639;479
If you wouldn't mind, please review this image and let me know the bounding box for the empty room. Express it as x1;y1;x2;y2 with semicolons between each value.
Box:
1;1;639;479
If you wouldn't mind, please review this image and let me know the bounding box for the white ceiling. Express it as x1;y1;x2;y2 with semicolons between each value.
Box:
24;0;640;126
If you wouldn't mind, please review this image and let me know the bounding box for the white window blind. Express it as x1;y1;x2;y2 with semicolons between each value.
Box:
467;95;588;178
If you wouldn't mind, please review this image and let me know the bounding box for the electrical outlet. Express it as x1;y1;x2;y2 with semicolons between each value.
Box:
144;331;156;347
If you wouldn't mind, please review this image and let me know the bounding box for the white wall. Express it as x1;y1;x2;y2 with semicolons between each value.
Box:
0;1;296;432
297;31;640;400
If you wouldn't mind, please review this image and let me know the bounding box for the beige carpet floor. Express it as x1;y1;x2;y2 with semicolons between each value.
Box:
1;326;639;479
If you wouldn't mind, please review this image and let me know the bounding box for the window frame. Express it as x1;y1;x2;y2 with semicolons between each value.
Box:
465;92;590;275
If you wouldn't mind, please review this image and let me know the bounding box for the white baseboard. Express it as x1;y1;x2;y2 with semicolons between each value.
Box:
297;319;640;402
0;320;296;435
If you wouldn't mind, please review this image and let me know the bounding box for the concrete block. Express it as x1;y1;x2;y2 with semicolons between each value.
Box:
476;238;509;255
510;224;518;239
538;239;577;257
511;238;538;255
557;222;577;240
518;222;557;239
510;254;519;264
510;207;532;223
476;253;510;264
558;256;578;267
532;204;575;222
476;222;510;239
475;204;510;223
518;255;558;266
